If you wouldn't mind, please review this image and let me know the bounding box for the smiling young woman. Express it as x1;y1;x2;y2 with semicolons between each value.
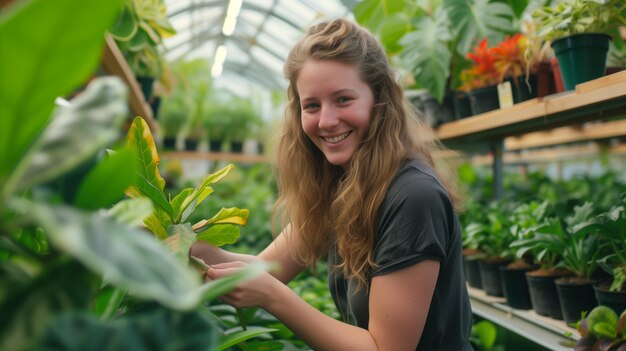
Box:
191;18;472;351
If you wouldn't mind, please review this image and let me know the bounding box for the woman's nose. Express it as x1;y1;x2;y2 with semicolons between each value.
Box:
318;105;339;129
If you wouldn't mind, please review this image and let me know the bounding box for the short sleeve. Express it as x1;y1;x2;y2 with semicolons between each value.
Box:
372;169;453;276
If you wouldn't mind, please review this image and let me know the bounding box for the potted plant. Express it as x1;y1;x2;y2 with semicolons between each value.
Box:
498;201;547;310
491;33;539;104
108;0;176;100
580;193;626;314
459;39;502;116
158;91;190;150
570;305;626;350
552;202;604;324
531;0;626;90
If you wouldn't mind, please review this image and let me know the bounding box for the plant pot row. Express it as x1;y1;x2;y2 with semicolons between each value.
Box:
463;255;626;324
161;137;265;155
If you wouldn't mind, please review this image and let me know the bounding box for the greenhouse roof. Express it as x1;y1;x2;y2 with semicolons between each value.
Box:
164;0;356;94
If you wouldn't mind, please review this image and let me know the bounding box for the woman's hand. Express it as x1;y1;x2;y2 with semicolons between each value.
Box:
206;261;282;309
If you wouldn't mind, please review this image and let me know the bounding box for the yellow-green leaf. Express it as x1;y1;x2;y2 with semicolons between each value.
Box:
144;212;167;240
126;116;165;191
196;224;240;247
192;207;249;233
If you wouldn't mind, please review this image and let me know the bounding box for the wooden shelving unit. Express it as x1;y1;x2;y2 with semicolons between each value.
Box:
435;71;626;349
434;70;626;198
436;70;626;143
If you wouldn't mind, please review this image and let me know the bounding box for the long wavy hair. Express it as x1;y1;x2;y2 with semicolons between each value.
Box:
274;18;460;287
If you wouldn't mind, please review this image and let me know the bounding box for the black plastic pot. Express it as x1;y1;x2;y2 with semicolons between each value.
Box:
479;259;509;297
526;273;563;319
209;140;223;152
453;91;472;119
556;278;598;324
136;75;155;101
184;138;199;151
230;140;244;153
463;255;483;289
508;74;537;104
421;92;455;127
162;136;176;151
468;85;500;115
499;265;535;310
593;283;626;315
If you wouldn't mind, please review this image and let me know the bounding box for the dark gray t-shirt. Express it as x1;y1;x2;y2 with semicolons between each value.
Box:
328;158;472;351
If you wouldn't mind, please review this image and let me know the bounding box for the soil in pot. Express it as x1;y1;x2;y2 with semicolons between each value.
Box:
555;277;598;324
526;268;573;320
479;257;511;297
593;281;626;315
499;260;537;310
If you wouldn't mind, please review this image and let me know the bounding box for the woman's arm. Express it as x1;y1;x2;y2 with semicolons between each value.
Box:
190;225;305;284
208;259;440;351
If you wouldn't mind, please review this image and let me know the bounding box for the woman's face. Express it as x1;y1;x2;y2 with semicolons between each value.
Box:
297;60;374;169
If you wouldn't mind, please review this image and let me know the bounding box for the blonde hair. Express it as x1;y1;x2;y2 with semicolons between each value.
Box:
274;18;459;287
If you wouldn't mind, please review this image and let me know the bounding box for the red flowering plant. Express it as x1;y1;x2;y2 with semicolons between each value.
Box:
491;34;529;83
458;39;500;91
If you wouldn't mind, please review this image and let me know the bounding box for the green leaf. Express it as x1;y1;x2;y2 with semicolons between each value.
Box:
93;286;126;319
179;187;214;223
144;212;169;240
0;0;123;190
107;198;154;227
109;7;138;41
379;13;413;54
74;148;135;210
170;188;194;221
212;328;278;351
353;0;408;34
197;224;241;247
194;207;250;233
400;11;453;102
0;259;96;351
178;164;234;221
445;0;514;55
6;77;128;196
20;201;203;310
126;117;172;215
164;223;197;265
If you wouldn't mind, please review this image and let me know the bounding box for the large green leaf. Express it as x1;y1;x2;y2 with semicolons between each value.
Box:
0;0;123;191
379;13;413;55
193;207;250;233
445;0;514;55
399;12;453;102
0;259;96;351
353;0;409;33
21;201;202;310
212;328;278;351
74;148;136;210
108;198;154;227
37;308;218;351
5;77;128;197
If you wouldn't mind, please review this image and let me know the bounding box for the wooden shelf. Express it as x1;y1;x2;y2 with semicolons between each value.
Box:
468;142;626;166
504;119;626;150
468;286;578;351
101;34;158;133
161;151;269;164
435;70;626;143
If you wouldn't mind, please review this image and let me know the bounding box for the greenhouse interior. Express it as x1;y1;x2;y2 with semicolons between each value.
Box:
2;0;626;350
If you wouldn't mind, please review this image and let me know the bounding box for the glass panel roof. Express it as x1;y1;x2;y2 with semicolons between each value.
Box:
164;0;355;95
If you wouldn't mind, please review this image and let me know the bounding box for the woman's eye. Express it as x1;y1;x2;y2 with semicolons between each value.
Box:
303;103;319;110
337;96;352;104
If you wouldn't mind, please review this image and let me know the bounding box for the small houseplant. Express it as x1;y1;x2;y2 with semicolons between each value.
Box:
108;0;176;100
459;39;501;115
569;305;626;351
531;0;626;90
